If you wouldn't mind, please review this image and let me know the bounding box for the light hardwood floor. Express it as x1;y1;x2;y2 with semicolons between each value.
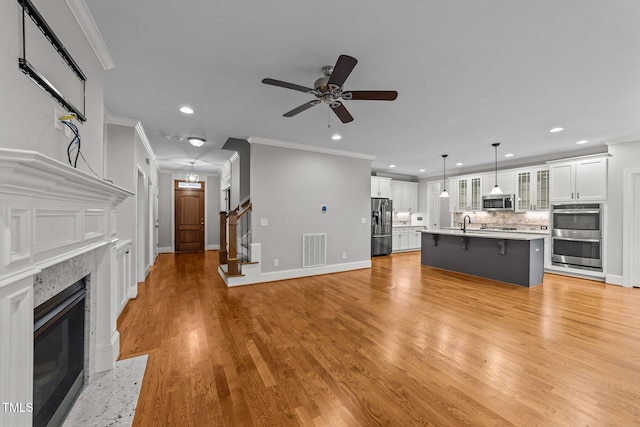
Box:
118;251;640;426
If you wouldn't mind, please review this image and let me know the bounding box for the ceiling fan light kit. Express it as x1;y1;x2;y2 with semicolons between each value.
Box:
262;54;398;124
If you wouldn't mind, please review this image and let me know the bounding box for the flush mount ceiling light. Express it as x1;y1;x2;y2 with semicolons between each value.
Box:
489;143;503;195
179;106;194;114
549;127;564;133
440;154;449;198
331;134;342;140
188;137;205;147
576;140;589;145
185;161;199;183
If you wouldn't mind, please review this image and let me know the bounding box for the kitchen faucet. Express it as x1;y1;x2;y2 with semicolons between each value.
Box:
462;215;471;233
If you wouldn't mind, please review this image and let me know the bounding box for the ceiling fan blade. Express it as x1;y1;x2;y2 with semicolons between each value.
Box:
331;103;354;123
262;78;313;93
348;90;398;101
327;55;357;88
283;101;319;117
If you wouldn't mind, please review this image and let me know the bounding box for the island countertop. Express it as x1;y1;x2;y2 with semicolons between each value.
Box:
421;229;545;241
420;229;544;287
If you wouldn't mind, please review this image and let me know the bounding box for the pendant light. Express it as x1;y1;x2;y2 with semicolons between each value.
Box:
185;161;199;183
439;154;450;198
489;143;503;195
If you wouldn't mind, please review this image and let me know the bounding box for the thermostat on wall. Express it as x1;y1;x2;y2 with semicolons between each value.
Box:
321;204;328;213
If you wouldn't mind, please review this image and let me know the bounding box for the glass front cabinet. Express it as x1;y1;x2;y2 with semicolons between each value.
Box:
455;176;482;212
516;167;549;211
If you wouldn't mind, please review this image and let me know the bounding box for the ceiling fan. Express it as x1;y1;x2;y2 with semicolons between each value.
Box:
262;55;398;123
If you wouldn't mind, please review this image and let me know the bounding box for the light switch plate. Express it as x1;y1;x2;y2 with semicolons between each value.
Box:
361;217;367;224
260;218;268;226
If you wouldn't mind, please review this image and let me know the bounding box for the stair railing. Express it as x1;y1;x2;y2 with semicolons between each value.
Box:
219;200;251;276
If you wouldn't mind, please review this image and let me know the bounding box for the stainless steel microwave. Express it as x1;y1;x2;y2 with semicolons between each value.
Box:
482;194;515;211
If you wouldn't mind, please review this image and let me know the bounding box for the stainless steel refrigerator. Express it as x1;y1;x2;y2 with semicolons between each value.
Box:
371;198;392;256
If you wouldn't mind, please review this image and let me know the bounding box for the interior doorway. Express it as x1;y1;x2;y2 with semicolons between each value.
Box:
137;168;147;282
175;181;205;252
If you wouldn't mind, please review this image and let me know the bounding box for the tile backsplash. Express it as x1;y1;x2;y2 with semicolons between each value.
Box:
452;210;549;231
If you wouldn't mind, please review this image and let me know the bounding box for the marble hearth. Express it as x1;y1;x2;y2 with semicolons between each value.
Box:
0;149;133;427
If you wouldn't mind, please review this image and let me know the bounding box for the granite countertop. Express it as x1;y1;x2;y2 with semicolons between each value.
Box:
443;227;548;235
422;229;545;241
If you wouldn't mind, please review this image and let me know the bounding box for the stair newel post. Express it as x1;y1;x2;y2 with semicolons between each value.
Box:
219;211;228;265
227;210;239;275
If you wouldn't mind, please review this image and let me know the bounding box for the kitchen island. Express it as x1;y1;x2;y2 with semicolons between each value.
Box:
421;229;545;287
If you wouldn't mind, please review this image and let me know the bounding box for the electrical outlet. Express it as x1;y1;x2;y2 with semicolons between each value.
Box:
260;218;268;227
458;222;462;227
342;252;347;259
54;107;62;130
273;258;278;267
541;225;548;230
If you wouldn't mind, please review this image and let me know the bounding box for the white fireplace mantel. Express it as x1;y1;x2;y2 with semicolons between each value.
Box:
0;148;133;427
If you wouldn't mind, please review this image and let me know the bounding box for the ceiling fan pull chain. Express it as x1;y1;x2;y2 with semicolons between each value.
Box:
328;107;331;128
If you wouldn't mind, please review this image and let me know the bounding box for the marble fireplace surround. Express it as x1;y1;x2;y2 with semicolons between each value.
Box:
0;149;133;427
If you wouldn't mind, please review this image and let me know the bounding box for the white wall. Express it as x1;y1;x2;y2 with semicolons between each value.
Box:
104;122;158;284
606;139;640;280
157;172;173;249
250;142;371;273
0;0;104;174
207;174;221;249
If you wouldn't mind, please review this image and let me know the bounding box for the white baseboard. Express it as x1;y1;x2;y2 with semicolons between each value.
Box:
224;260;372;287
207;244;220;250
94;331;119;374
157;247;173;254
128;282;138;299
606;274;625;287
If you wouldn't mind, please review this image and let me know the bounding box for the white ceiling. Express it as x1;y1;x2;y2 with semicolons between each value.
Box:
85;0;640;178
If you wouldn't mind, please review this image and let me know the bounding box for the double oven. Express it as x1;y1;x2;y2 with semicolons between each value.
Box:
551;204;602;271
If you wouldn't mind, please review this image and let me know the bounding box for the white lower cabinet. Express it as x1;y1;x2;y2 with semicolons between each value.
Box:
392;227;423;252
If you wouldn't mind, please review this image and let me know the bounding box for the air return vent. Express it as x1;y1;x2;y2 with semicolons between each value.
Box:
302;233;327;268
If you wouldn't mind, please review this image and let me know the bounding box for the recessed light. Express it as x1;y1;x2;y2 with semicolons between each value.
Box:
331;134;342;140
456;162;463;166
188;137;205;147
389;165;396;168
505;153;514;157
180;106;194;114
549;127;564;133
419;169;426;172
576;140;589;145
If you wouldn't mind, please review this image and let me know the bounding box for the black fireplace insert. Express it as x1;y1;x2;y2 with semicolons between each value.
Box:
33;277;86;427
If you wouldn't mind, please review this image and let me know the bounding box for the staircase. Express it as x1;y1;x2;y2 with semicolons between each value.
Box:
218;200;260;284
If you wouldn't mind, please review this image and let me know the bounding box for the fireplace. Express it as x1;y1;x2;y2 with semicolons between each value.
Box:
33;277;87;427
0;149;133;427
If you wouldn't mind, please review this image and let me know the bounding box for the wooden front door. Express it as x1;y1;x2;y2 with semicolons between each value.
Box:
175;181;205;252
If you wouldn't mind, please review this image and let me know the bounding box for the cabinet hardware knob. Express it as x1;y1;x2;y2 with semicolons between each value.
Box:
571;192;574;199
577;193;580;199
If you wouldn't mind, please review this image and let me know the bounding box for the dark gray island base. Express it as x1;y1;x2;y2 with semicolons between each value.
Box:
421;230;544;287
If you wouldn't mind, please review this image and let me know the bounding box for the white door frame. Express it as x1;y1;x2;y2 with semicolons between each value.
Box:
623;168;640;287
136;166;147;282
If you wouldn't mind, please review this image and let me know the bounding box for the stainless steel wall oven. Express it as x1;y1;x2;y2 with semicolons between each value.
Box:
551;203;602;271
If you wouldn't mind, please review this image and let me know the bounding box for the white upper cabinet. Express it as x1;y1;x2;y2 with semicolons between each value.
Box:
516;167;549;211
392;181;419;212
454;175;482;212
482;171;516;196
549;156;607;202
371;177;392;198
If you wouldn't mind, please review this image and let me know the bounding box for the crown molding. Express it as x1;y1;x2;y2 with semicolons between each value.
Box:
104;112;157;164
65;0;115;71
248;136;376;161
603;134;640;146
